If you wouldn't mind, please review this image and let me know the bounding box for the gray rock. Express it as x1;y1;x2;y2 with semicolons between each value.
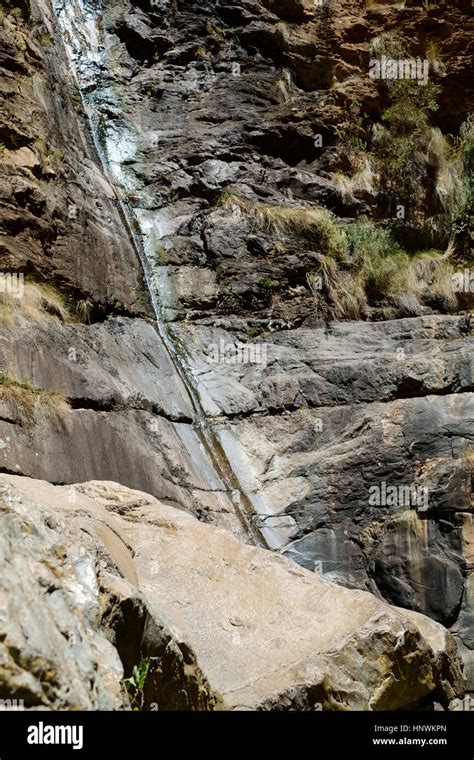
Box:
0;475;466;711
0;476;221;710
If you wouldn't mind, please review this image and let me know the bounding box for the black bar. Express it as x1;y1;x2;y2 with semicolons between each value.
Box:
0;710;472;758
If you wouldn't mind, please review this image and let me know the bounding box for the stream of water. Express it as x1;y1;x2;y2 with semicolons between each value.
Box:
41;0;290;551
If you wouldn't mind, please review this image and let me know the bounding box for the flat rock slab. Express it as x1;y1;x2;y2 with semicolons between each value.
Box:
174;315;473;416
0;408;245;537
0;475;465;710
0;316;194;422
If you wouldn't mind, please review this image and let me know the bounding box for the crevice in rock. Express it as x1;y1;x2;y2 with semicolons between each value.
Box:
206;384;474;424
101;589;221;710
67;397;194;425
246;125;325;167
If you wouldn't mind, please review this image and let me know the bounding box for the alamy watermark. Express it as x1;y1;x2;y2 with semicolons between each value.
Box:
208;338;268;366
27;721;83;750
0;272;24;299
0;698;24;711
368;481;429;509
369;56;429;86
452;269;474;293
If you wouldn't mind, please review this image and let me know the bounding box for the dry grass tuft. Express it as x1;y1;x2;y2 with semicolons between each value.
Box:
308;257;368;320
309;222;458;319
218;192;346;258
217;193;463;321
0;372;69;429
0;281;70;327
428;128;468;221
331;159;376;204
76;298;93;324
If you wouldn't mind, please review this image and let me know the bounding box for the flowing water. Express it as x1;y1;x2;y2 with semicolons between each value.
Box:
41;0;289;551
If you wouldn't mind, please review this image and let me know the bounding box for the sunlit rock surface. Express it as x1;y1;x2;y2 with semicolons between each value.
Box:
0;0;472;704
0;475;466;710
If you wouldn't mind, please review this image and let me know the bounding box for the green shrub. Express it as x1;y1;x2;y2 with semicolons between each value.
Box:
373;77;441;208
310;221;456;318
123;660;150;711
344;222;409;303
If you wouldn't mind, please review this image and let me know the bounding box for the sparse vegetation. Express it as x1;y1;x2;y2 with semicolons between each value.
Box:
0;279;97;326
75;298;92;325
0;372;68;429
218;192;346;258
206;21;225;38
218;190;460;319
154;247;168;265
311;255;368;320
123;659;150;711
332;31;472;261
429;128;467;226
373;76;441;209
0;280;69;326
426;40;442;73
316;221;457;318
347;221;411;301
37;30;53;47
196;45;211;61
168;188;185;203
331;158;375;204
34;138;64;169
371;31;406;59
70;88;82;107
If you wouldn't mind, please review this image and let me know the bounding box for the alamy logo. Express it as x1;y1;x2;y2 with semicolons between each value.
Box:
459;695;474;711
369;56;429;86
0;698;24;711
452;269;474;293
0;272;24;299
27;722;83;751
368;481;429;508
208;339;268;366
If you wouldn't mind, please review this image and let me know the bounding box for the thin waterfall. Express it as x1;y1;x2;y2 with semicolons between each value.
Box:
40;0;290;551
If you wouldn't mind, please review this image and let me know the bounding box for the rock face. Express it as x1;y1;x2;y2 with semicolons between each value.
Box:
0;0;260;542
0;476;220;710
0;475;466;710
39;0;473;686
0;0;472;707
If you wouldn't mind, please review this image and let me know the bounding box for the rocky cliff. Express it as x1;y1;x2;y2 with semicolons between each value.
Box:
0;0;472;709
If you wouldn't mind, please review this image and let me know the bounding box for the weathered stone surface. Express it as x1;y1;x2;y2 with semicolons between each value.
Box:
209;390;474;681
0;0;260;544
0;2;150;316
0;476;221;710
1;0;473;709
0;480;126;709
174;315;473;416
0;315;194;421
0;475;466;710
0;407;245;535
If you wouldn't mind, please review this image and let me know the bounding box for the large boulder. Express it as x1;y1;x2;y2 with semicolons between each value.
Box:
0;475;466;710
